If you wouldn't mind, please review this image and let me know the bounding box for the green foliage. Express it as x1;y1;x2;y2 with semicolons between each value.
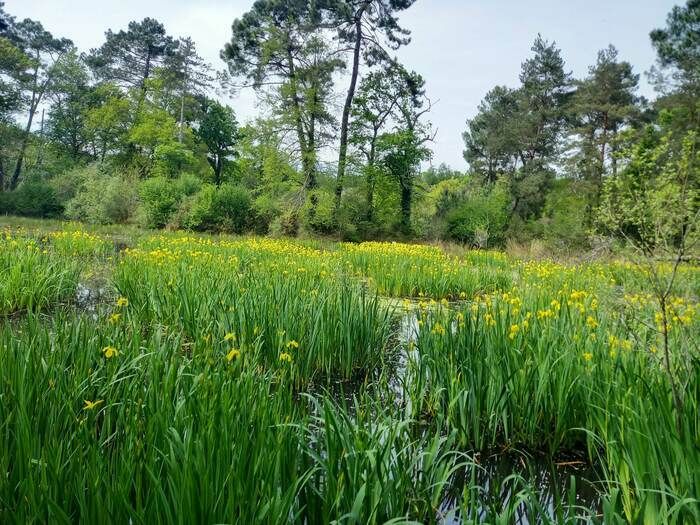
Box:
650;0;700;91
0;177;63;218
86;17;174;90
196;98;239;184
184;183;251;233
597;114;699;253
138;176;182;228
64;167;139;224
445;182;509;248
151;141;196;178
540;179;591;249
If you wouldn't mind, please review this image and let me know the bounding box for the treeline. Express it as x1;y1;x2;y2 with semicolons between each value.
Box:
0;1;697;249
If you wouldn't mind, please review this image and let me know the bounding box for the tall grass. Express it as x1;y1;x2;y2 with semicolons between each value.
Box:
408;281;699;521
0;223;697;523
0;233;80;315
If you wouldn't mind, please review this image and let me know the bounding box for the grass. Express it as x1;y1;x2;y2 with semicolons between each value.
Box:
0;217;698;523
0;232;81;315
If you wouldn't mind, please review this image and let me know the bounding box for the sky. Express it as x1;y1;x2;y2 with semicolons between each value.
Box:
7;0;681;169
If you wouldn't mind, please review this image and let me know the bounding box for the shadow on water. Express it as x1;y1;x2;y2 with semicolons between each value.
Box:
438;451;602;523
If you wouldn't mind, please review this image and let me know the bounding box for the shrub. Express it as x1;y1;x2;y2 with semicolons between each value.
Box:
251;194;280;235
65;170;139;224
269;210;300;237
445;182;508;248
101;176;140;224
215;184;251;233
184;184;252;233
540;179;590;249
0;177;63;218
139;176;182;228
151;142;197;178
50;163;99;204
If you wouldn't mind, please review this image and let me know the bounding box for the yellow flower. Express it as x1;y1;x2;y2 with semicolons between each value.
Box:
583;352;593;362
224;332;236;342
83;399;103;411
508;324;519;340
116;297;129;308
102;346;118;359
226;348;241;362
286;340;300;349
279;352;293;363
431;322;446;336
108;313;121;324
586;316;598;330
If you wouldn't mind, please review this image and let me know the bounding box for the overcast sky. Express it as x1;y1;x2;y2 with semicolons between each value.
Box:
7;0;680;169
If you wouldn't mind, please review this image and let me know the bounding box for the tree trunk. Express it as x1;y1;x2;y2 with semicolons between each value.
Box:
178;57;188;143
285;45;317;218
365;133;377;222
400;182;412;234
215;155;222;186
333;3;368;221
11;57;41;190
178;93;185;144
285;49;312;183
0;155;5;192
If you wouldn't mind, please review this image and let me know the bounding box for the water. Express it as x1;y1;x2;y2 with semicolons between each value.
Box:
75;282;109;313
439;452;602;523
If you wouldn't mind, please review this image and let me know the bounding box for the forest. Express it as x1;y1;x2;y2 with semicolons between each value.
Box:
0;0;695;252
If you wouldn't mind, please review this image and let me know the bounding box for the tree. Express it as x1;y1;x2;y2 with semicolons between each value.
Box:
8;18;72;189
196;99;239;186
568;45;640;203
649;0;700;95
598;119;698;421
46;50;93;159
222;1;340;214
161;37;213;143
516;35;573;167
83;83;133;161
463;86;521;183
350;61;416;220
463;35;572;219
329;0;416;220
87;18;175;94
0;2;12;34
0;30;31;190
376;129;431;234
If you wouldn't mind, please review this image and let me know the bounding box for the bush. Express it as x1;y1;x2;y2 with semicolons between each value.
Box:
151;142;197;178
139;177;183;228
251;194;280;235
65;170;139;224
101;176;140;224
302;190;335;234
50;163;99;204
216;184;251;233
540;179;591;249
0;177;63;218
269;210;299;237
184;184;252;233
444;182;508;248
